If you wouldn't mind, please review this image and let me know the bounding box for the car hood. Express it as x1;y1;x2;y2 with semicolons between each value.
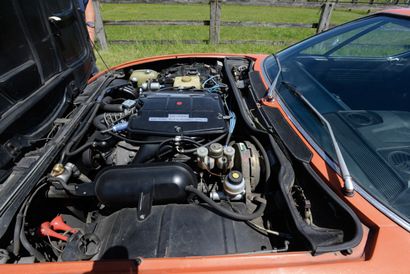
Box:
0;0;93;170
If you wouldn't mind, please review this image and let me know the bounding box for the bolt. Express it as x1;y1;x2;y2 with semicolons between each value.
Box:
341;248;353;256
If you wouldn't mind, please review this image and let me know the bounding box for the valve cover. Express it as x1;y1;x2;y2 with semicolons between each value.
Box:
128;92;228;136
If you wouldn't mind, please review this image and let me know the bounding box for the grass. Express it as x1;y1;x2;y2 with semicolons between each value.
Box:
96;3;367;68
104;26;315;41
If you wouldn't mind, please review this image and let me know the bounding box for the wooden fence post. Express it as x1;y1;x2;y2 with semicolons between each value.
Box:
316;2;335;33
209;0;221;44
93;0;108;50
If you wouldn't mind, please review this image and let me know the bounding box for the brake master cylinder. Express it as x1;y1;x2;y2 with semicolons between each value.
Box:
197;143;235;171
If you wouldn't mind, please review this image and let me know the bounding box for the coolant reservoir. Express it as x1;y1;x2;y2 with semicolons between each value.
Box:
173;76;201;89
130;69;159;87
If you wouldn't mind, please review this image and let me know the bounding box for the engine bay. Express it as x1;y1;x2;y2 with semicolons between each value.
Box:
0;57;362;263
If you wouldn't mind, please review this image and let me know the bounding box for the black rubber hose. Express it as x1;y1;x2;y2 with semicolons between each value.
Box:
13;183;42;257
179;138;203;147
144;148;174;163
154;143;173;160
101;96;112;104
185;185;266;221
93;114;108;131
60;103;101;163
20;229;45;262
157;138;202;154
154;138;202;159
74;103;101;141
154;138;175;158
133;143;161;164
135;137;203;163
13;212;24;256
108;132;166;145
65;141;94;157
100;96;123;112
250;135;271;185
17;183;47;262
225;133;233;147
101;103;122;112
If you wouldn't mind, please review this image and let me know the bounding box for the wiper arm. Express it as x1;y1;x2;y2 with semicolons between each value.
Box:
267;54;282;101
282;81;354;196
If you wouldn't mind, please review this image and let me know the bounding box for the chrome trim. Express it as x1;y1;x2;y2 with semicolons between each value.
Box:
354;184;410;231
275;95;410;232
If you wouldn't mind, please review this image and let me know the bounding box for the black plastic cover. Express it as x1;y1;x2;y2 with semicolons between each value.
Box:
268;134;362;254
93;204;272;259
128;92;228;136
262;106;312;163
94;162;197;208
249;70;267;99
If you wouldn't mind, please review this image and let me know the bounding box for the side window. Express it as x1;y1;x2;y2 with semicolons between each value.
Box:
331;22;410;57
300;25;369;56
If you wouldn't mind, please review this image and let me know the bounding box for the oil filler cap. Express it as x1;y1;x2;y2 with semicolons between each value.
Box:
181;76;192;82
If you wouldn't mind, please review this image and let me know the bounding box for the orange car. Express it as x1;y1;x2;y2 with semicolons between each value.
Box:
0;0;409;273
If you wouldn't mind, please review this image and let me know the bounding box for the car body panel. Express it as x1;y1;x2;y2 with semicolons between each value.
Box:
380;8;410;16
1;7;409;274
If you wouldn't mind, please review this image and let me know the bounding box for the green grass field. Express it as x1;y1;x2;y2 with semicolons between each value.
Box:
97;3;368;68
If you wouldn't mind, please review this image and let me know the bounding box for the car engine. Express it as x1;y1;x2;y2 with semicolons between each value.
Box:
63;61;273;260
2;58;361;263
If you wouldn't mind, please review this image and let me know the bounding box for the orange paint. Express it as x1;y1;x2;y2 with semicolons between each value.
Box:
380;8;410;16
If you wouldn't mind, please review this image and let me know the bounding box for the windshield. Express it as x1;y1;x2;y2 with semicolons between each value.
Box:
264;14;410;224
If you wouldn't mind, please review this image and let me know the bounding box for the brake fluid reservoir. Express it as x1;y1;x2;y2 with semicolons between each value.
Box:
130;69;159;87
224;171;245;196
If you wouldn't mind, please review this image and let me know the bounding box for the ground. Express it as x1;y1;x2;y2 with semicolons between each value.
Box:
96;3;368;68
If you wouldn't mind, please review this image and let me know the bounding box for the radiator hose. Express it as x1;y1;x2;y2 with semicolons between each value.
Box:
185;185;266;221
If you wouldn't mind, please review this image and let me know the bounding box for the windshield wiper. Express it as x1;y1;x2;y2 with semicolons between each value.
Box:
281;81;355;196
267;54;282;101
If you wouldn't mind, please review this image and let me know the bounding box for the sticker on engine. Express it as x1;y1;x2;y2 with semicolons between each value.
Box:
149;114;208;122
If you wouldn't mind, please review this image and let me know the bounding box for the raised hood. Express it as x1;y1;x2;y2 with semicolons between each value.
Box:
0;0;94;175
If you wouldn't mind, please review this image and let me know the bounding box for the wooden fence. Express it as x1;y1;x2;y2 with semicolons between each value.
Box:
100;0;410;7
93;0;400;50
